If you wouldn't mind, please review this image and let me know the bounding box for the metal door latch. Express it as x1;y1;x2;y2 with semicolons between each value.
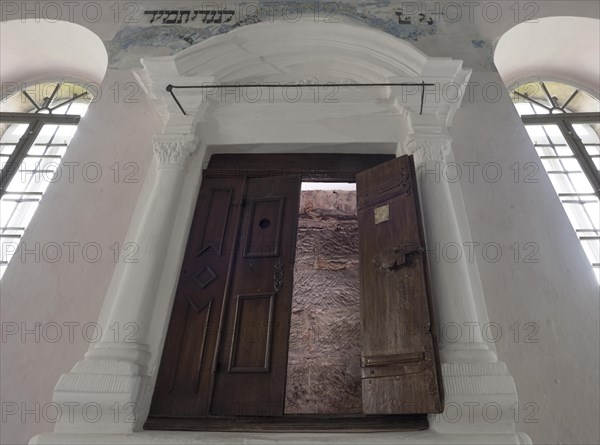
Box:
373;243;423;270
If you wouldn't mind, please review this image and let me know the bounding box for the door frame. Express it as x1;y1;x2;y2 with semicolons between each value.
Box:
204;153;395;180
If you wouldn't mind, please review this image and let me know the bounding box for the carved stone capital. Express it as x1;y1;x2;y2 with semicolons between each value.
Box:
152;134;199;168
404;135;452;163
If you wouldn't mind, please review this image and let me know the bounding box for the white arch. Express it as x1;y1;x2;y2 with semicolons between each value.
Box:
494;16;600;94
171;18;431;81
0;19;108;89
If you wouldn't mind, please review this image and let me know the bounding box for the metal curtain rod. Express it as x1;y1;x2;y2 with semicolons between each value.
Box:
166;82;434;116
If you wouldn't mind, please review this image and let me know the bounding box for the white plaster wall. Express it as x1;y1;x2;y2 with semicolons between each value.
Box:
0;70;160;445
449;71;600;444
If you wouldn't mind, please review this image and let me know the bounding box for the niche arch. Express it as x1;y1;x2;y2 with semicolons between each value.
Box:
494;16;600;95
0;19;108;98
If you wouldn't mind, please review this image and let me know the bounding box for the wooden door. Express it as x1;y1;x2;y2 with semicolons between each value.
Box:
210;174;301;416
149;176;245;418
356;155;443;414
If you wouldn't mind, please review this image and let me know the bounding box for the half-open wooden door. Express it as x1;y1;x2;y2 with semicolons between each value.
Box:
356;155;443;414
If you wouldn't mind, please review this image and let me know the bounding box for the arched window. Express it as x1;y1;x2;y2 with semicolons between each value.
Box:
511;80;600;281
0;82;91;278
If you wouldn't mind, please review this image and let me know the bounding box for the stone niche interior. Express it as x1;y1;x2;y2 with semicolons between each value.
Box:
285;187;362;415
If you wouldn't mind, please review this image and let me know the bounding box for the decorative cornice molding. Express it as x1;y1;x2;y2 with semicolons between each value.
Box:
152;134;199;168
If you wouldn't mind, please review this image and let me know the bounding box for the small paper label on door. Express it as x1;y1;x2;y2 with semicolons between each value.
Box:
374;204;390;224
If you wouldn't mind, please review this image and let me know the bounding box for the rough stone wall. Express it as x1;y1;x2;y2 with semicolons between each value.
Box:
285;190;362;414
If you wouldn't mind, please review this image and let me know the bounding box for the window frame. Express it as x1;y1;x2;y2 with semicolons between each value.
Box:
513;81;600;278
519;112;600;198
0;82;89;277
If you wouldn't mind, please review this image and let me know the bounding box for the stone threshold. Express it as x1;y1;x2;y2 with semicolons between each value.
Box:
30;431;532;445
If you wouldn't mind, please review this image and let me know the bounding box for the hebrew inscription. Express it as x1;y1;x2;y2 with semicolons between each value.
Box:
144;9;235;24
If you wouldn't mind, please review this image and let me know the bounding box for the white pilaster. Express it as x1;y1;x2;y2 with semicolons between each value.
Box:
402;132;520;435
404;134;496;363
51;133;199;433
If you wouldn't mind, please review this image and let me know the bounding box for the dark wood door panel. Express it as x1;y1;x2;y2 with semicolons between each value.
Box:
228;292;275;372
149;176;245;418
210;175;301;417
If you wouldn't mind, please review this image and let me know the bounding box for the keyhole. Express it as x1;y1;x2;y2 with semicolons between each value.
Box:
259;218;271;229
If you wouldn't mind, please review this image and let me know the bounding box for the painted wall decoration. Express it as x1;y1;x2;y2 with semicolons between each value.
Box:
104;1;497;71
107;1;447;69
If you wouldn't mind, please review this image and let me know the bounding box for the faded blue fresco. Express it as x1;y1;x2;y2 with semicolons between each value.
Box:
107;0;446;69
471;39;495;69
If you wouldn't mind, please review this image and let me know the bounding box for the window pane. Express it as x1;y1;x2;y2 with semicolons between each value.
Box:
0;200;17;226
584;201;600;230
68;102;89;116
536;145;572;157
1;237;20;264
573;124;600;144
563;202;595;230
27;144;68;157
543;125;568;145
55;125;78;141
549;174;576;194
569;173;594;193
531;103;549;114
585;145;600;156
515;102;535;115
581;239;600;265
8;173;48;194
0;124;28;144
561;158;585;172
45;145;68;157
525;125;549;143
542;158;565;171
0;144;16;155
553;146;574;156
6;200;40;229
34;125;59;144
